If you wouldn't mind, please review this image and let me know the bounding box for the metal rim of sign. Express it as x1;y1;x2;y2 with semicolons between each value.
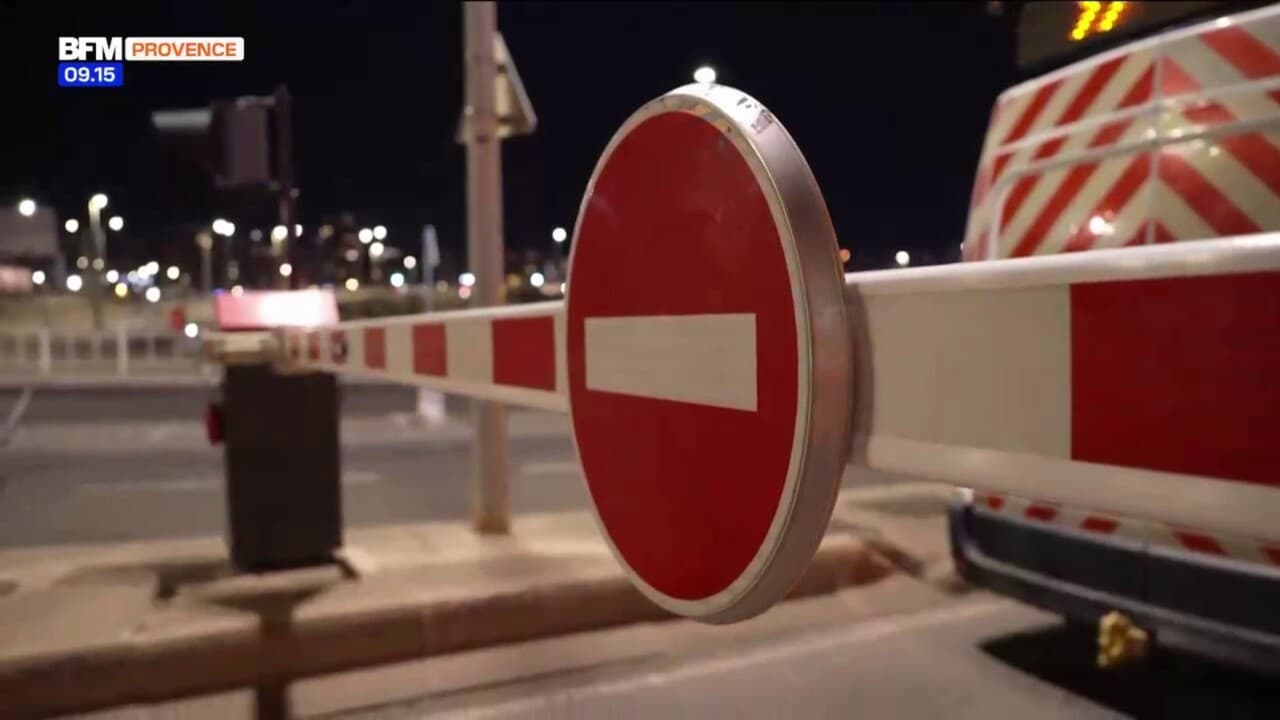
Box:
565;84;853;623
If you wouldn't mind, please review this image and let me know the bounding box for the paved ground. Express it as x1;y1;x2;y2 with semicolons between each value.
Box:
347;587;1280;720
74;575;1280;719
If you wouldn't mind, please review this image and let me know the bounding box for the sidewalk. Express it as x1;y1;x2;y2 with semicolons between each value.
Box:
0;484;953;718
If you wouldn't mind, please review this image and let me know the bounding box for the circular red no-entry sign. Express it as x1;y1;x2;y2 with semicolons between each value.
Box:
566;85;852;623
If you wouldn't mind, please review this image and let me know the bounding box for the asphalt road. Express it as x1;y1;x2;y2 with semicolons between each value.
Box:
0;386;920;547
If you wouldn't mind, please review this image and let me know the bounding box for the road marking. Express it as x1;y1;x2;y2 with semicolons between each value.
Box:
78;470;381;494
519;461;581;477
425;599;1008;719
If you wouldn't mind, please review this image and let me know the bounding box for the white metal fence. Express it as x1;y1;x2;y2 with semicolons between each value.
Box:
0;327;209;378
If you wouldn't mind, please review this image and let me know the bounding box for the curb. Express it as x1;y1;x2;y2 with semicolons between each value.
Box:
0;534;893;718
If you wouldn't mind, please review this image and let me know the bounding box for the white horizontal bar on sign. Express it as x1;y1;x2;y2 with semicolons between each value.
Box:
584;313;757;412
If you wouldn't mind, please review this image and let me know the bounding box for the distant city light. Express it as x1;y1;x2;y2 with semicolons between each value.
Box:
271;225;288;241
358;228;373;244
693;65;717;84
91;258;104;271
114;282;128;298
370;241;385;258
372;225;387;241
66;274;83;292
31;270;45;286
64;219;79;233
17;198;36;217
559;282;567;294
249;228;263;242
895;250;910;267
76;256;88;270
551;227;568;244
166;265;180;280
390;272;405;288
345;277;360;291
344;248;359;262
145;261;159;275
459;272;476;287
183;322;199;339
403;256;417;270
145;286;161;303
294;224;303;237
459;285;472;300
89;193;108;210
279;262;293;278
231;285;244;296
105;269;119;283
530;271;545;288
107;216;124;231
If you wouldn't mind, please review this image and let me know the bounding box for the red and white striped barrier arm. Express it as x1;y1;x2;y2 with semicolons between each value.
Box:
274;234;1278;544
849;233;1280;544
281;301;567;412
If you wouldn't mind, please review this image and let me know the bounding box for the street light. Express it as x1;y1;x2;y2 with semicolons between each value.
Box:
530;271;545;288
105;269;119;283
31;270;45;286
390;272;405;288
183;322;199;339
459;272;476;287
358;228;373;244
403;256;417;270
64;219;79;233
551;227;567;244
895;250;910;267
294;223;303;237
107;215;123;231
372;225;387;241
271;225;288;241
17;198;36;217
66;274;83;292
693;65;717;84
89;194;108;211
145;286;161;303
166;265;180;280
114;282;128;298
279;262;293;278
370;241;385;258
345;277;360;291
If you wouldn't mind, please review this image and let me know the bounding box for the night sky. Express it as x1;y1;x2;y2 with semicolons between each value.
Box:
1;2;1018;277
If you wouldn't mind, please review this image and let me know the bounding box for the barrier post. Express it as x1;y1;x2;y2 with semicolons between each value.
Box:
209;289;344;572
222;362;342;570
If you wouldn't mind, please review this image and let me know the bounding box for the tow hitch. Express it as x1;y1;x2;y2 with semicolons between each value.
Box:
1097;611;1149;669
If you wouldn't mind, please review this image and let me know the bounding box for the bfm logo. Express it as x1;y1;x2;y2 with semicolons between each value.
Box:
59;37;122;61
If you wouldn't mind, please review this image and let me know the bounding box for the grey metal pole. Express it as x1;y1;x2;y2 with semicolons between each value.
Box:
88;202;105;331
464;1;510;535
197;231;214;295
423;224;438;312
